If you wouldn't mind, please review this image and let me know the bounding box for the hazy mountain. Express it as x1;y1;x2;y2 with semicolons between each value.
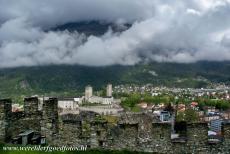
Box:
51;21;131;36
0;21;230;100
0;61;229;99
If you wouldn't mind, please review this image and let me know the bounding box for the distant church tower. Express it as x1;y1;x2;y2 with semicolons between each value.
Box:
106;84;112;97
85;85;93;99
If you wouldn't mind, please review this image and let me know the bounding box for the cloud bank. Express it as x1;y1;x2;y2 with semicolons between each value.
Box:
0;0;230;67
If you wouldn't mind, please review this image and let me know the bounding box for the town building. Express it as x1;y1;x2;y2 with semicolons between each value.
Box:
160;111;171;122
58;98;79;109
210;119;222;133
88;96;114;105
38;96;82;114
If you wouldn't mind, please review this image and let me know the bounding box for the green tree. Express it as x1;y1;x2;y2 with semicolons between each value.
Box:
176;109;199;123
184;109;199;123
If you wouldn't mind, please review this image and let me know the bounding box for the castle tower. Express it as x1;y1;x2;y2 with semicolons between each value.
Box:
106;84;112;97
0;99;12;142
41;98;58;144
85;85;93;99
24;97;39;116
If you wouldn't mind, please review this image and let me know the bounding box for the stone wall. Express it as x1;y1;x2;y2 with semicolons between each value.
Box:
0;98;42;142
1;97;230;153
109;124;138;150
222;123;230;152
9;97;42;138
9;111;41;138
55;114;82;146
53;112;230;153
41;98;59;143
151;123;171;153
24;97;39;116
0;99;12;142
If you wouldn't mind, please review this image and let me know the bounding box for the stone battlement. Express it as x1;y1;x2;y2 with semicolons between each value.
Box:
0;97;230;153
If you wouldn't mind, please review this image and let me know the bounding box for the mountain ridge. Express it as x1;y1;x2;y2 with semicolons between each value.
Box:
0;61;229;100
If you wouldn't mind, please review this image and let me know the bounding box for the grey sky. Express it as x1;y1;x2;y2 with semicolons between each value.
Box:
0;0;230;67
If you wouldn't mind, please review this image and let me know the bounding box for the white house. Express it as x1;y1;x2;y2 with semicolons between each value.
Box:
58;98;81;109
87;96;114;105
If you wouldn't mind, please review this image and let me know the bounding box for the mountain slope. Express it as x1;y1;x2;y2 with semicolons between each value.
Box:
0;61;229;100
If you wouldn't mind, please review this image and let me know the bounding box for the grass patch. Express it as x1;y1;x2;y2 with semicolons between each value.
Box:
102;115;118;124
131;106;141;112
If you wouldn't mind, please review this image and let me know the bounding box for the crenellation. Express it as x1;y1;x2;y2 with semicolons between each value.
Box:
24;97;39;116
41;97;59;144
0;99;12;142
1;97;230;153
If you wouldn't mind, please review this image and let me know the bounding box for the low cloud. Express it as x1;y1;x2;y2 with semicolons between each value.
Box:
0;0;230;67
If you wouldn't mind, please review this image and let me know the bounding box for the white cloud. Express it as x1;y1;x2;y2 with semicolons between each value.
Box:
0;0;230;68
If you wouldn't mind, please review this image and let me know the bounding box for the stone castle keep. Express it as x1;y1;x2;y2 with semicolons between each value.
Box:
1;97;230;153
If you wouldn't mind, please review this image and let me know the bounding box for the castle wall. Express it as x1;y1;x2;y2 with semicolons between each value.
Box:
9;112;41;138
151;123;172;153
24;97;39;116
0;99;12;142
110;124;138;150
2;97;230;153
55;114;82;146
0;98;42;142
41;98;59;144
223;123;230;152
185;123;208;153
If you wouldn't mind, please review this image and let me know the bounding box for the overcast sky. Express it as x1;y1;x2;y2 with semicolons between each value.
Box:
0;0;230;67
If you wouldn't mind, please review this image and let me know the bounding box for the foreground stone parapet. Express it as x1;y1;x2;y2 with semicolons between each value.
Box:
1;97;230;153
24;97;39;116
41;97;59;144
0;99;12;142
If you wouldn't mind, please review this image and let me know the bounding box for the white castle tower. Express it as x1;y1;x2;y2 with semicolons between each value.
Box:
85;85;93;99
106;84;112;97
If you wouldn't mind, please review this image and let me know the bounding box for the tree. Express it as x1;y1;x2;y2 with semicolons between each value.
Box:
121;93;141;109
184;109;199;123
176;109;199;123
